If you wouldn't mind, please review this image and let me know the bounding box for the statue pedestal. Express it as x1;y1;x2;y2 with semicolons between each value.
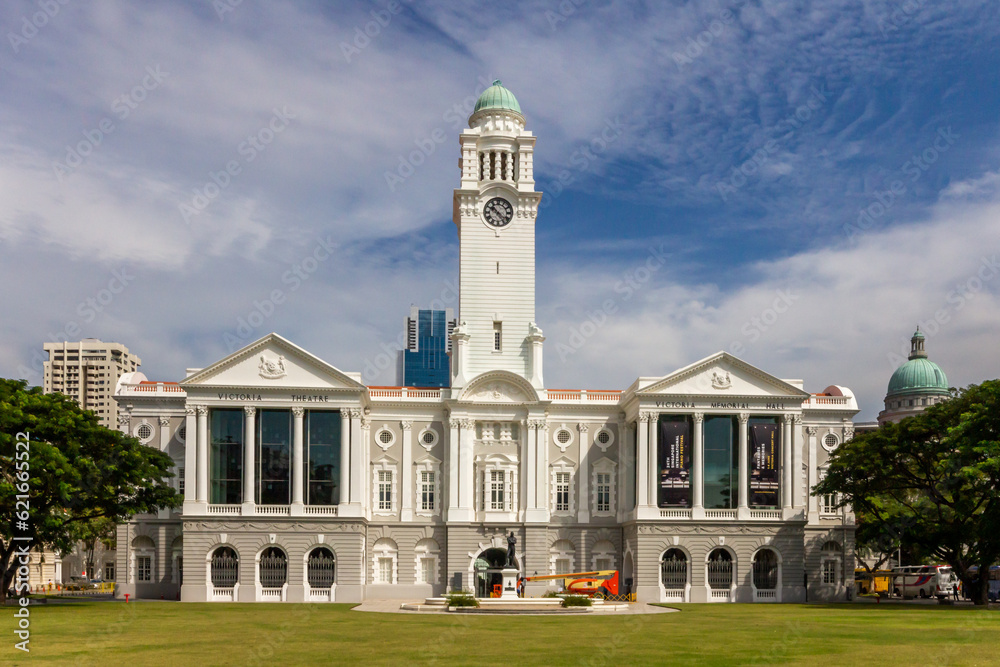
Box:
499;568;520;599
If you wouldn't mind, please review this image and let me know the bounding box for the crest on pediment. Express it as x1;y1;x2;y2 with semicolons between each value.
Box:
460;371;539;404
258;354;287;380
711;371;731;390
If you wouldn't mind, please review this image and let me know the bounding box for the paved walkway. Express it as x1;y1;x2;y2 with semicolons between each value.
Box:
352;599;678;615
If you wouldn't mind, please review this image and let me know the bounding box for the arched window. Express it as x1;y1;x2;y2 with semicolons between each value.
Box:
591;540;616;572
414;539;440;585
660;549;688;590
753;549;779;590
307;547;336;588
372;539;398;584
821;541;842;585
550;539;575;576
131;535;155;584
706;549;733;590
211;547;239;588
259;547;287;588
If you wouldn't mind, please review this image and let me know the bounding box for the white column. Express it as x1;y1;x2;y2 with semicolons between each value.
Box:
291;407;304;509
447;418;460;518
158;416;170;452
647;415;658;507
196;406;208;504
183;407;197;508
792;415;803;509
782;416;793;509
738;413;749;515
636;413;649;509
807;426;819;521
348;409;363;506
459;419;474;515
360;416;371;518
692;413;704;515
535;421;549;521
400;421;413;522
620;416;633;515
577;423;590;522
242;406;256;511
520;419;531;514
339;409;351;507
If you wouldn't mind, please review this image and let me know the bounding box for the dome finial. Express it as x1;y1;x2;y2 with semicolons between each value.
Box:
909;327;927;360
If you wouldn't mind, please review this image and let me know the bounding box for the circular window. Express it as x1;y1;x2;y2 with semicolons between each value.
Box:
420;429;438;447
177;425;187;443
135;423;153;442
822;433;839;451
594;429;614;447
554;429;573;446
376;428;395;447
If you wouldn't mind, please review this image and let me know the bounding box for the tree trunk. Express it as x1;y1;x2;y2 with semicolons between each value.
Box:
973;560;990;606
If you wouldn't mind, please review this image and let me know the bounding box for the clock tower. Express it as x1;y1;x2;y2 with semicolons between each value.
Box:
451;80;544;390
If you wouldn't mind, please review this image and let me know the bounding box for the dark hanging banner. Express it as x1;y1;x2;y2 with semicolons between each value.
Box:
658;420;691;507
749;423;780;507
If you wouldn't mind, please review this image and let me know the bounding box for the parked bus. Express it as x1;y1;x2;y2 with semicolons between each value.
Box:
891;565;957;599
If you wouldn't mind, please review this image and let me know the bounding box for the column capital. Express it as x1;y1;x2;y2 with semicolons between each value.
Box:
460;418;475;430
291;406;305;417
527;419;546;429
791;414;802;424
185;406;196;416
738;412;749;424
449;418;462;429
243;405;256;416
400;420;413;431
693;412;704;423
345;408;362;419
577;423;589;433
159;416;170;427
806;426;818;436
196;406;208;416
117;414;130;427
638;411;655;423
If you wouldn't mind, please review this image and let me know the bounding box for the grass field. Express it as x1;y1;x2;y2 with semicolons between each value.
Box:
7;600;998;666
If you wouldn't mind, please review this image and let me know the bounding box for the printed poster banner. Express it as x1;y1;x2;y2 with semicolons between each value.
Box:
750;423;780;507
658;420;691;507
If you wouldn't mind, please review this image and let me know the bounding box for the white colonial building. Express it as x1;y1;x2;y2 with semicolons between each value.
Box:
114;81;857;604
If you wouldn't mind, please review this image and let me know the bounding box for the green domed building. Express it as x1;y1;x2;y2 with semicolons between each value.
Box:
877;328;951;425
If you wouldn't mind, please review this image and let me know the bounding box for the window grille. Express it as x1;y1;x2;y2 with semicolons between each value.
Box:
307;548;336;588
211;548;239;587
752;550;779;589
707;550;733;589
661;549;688;589
259;547;287;588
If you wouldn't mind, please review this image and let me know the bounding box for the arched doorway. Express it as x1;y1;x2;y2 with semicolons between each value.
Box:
660;548;689;601
473;548;515;598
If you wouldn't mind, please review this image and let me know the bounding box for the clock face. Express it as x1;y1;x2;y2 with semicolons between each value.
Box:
483;197;514;227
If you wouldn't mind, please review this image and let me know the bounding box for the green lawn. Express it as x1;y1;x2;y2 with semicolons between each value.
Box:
7;600;998;666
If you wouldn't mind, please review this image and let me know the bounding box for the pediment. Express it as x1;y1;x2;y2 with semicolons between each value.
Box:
459;371;540;404
414;453;441;466
639;352;809;399
180;333;365;392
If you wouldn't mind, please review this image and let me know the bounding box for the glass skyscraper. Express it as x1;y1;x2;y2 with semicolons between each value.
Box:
401;307;455;387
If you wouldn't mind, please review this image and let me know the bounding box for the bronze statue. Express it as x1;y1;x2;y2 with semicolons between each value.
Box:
506;531;516;567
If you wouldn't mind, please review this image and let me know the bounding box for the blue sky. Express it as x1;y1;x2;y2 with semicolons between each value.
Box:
1;0;999;420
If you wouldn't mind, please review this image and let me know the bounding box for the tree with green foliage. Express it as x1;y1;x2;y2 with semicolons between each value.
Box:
815;379;1000;605
0;378;181;603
